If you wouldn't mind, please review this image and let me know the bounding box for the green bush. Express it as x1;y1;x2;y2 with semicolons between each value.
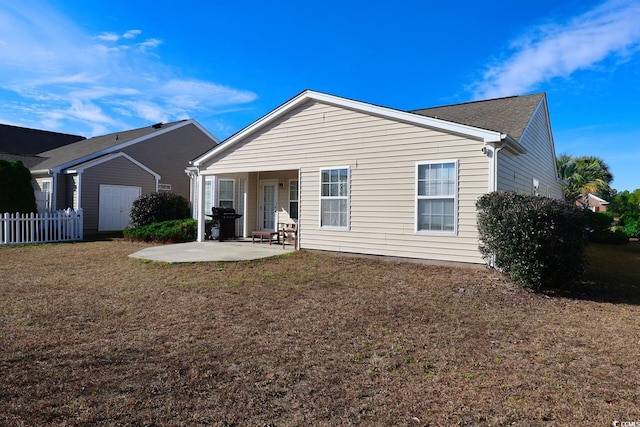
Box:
586;210;614;232
0;159;37;213
476;191;588;290
586;210;628;244
129;192;190;227
621;212;640;238
123;219;197;243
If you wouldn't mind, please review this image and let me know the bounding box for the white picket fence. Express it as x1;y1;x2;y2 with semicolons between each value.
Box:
1;209;83;245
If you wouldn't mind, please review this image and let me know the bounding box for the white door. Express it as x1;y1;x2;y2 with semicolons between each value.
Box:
99;185;141;231
259;180;278;231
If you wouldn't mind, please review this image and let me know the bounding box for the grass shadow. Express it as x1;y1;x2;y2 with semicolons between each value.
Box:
546;241;640;305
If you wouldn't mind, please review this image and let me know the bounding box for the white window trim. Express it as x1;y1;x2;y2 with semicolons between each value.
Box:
415;160;459;236
319;166;350;231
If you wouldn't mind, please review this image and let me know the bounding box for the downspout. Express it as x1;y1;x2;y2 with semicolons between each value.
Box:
487;136;508;192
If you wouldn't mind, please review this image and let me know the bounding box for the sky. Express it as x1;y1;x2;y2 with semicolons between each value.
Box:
0;0;639;191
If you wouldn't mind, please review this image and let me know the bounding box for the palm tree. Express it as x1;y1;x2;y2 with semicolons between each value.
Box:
557;154;613;205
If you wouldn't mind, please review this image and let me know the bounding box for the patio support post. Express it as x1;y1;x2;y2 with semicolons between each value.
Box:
196;172;206;242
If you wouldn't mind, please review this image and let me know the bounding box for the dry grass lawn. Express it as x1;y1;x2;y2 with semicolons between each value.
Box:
1;239;639;426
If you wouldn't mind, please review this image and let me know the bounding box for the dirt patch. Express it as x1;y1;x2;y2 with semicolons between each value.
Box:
1;240;639;425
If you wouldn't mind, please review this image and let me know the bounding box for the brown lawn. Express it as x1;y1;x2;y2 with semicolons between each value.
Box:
1;240;639;426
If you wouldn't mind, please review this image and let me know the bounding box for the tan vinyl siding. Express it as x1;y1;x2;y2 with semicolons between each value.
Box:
202;101;490;264
497;100;563;199
123;122;216;199
79;156;157;233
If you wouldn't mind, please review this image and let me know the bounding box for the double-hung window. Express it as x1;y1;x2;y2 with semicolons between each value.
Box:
218;179;235;208
289;180;299;220
204;178;214;213
320;167;349;229
416;161;457;234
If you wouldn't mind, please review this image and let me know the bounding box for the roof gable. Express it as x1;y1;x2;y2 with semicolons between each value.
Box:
32;119;217;172
193;90;506;166
411;93;545;142
65;152;161;179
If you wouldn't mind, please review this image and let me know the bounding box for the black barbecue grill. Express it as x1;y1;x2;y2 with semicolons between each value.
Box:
209;207;242;241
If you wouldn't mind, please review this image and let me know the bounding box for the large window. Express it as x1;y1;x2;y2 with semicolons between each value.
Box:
289;180;299;220
218;179;235;208
320;167;349;229
416;161;457;233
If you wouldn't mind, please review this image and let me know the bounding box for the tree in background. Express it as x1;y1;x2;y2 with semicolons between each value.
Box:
609;189;640;238
0;159;37;214
557;154;614;205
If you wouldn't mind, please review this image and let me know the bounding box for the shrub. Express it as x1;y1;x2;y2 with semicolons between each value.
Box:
123;219;197;243
129;192;190;227
621;212;640;238
476;192;588;290
0;159;37;213
586;210;628;244
586;210;614;232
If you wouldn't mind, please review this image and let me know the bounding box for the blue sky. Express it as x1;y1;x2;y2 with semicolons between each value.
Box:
1;0;639;191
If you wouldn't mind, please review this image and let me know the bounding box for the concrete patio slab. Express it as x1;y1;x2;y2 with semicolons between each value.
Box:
129;240;295;263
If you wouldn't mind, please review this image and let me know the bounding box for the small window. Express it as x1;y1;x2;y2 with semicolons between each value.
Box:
289;180;299;220
218;179;235;208
320;167;349;229
416;161;457;233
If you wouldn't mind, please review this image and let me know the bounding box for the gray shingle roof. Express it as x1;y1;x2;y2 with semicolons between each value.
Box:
0;124;84;155
31;120;187;171
0;152;46;169
411;93;545;141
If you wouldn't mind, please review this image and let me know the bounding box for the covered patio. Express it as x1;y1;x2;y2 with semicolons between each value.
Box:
190;169;300;246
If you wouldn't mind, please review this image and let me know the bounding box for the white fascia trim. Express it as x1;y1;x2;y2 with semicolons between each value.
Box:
192;90;504;166
65;152;161;180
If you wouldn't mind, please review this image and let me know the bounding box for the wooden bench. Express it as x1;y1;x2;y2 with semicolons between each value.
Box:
251;230;279;245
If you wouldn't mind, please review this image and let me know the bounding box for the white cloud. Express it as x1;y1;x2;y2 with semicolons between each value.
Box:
473;0;640;99
123;29;142;39
0;2;257;137
96;32;120;42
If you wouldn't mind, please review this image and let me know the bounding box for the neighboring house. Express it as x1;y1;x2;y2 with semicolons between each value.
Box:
190;90;563;264
23;120;218;233
585;193;609;212
1;124;86;212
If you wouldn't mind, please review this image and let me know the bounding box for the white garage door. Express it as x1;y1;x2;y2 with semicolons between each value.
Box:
99;185;142;231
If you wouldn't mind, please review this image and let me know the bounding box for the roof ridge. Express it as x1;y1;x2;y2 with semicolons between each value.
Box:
411;92;544;112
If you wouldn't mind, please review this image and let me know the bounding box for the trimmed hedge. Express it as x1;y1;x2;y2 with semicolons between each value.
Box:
129;192;190;227
476;192;588;290
123;219;197;243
